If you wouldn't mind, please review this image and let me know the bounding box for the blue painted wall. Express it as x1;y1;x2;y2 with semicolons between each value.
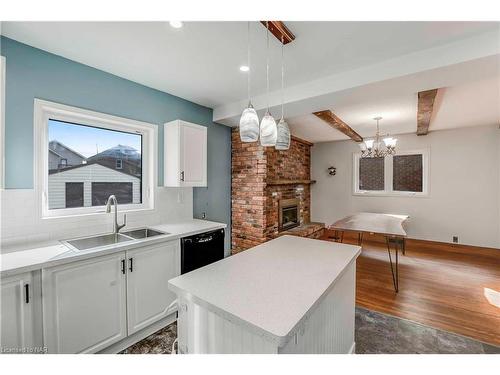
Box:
1;36;231;248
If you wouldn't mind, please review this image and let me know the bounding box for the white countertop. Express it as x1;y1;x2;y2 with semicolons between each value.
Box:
168;235;361;345
1;219;226;277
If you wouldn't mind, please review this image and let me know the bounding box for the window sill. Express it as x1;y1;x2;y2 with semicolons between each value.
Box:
41;206;155;220
353;191;429;198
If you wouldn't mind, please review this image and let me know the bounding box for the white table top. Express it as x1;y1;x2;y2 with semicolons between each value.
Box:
329;212;409;237
168;235;361;345
1;219;226;277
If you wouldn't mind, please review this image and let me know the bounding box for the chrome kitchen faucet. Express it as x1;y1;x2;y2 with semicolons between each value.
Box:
105;195;127;234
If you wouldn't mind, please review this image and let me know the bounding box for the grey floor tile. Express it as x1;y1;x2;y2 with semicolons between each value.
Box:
123;307;499;354
436;330;485;354
394;318;438;354
482;343;500;354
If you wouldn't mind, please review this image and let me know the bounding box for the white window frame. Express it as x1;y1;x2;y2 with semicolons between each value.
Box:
34;99;157;218
353;149;430;197
115;159;123;169
0;55;5;189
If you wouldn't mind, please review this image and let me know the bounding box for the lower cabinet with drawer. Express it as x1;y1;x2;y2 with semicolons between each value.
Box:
42;239;180;353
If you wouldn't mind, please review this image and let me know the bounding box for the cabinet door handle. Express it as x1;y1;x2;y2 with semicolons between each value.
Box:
25;284;30;304
180;171;185;182
121;259;126;274
129;257;133;272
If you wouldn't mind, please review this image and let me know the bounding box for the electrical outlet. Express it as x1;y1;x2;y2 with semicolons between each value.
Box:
202;212;206;219
453;236;459;243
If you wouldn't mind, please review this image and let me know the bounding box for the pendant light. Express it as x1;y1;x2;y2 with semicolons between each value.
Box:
275;36;291;150
260;21;277;147
239;22;260;142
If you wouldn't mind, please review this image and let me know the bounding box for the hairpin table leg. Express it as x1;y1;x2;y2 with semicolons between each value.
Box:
386;236;399;293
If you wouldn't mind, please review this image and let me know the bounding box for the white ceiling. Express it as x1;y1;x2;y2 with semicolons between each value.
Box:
2;21;497;107
288;56;500;142
2;21;499;142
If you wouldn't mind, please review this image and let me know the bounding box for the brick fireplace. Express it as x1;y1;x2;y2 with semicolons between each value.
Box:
231;129;325;254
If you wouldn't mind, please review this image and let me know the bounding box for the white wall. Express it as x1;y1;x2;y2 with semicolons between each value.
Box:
498;127;500;246
1;187;193;253
311;125;500;249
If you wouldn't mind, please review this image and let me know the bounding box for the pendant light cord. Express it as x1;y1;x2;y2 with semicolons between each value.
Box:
281;36;284;120
247;21;251;104
266;21;270;111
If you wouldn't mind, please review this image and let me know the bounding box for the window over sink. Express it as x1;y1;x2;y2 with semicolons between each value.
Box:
35;99;157;217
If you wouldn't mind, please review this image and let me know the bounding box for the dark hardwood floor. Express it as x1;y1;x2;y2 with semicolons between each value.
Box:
321;230;500;346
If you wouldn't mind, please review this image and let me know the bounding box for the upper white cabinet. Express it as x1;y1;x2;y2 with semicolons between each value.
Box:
1;272;36;350
164;120;207;187
126;241;180;334
42;252;128;353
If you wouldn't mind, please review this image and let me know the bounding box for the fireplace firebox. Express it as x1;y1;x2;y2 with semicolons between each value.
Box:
279;198;300;231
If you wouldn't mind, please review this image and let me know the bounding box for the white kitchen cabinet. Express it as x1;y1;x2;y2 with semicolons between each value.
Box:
126;240;180;334
42;252;127;353
1;272;35;351
164;120;207;187
41;239;181;353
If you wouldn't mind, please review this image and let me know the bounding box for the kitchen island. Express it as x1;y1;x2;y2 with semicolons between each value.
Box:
168;235;361;354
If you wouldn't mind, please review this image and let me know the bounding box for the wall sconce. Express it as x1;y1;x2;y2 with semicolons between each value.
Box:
328;166;336;176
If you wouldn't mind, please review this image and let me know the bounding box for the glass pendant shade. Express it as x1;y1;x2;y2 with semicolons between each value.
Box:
364;139;375;150
275;118;291;150
383;137;395;147
260;111;277;147
239;103;260;142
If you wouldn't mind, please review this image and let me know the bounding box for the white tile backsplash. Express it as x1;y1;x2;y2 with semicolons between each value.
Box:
1;187;193;253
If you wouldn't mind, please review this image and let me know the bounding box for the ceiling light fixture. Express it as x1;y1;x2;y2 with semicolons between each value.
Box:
239;22;260;143
275;35;290;150
260;21;277;147
169;21;183;29
359;117;397;158
239;65;249;72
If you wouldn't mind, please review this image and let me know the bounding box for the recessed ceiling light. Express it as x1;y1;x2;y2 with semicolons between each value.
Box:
239;65;249;72
169;21;183;29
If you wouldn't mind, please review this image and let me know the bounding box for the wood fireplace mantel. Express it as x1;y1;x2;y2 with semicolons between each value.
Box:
267;179;316;186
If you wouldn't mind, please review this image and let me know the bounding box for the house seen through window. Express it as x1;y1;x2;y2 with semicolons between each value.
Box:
48;119;143;210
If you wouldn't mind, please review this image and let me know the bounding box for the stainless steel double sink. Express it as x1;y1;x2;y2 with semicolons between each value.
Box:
63;228;169;251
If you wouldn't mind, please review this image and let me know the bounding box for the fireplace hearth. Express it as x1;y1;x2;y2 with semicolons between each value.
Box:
279;198;300;231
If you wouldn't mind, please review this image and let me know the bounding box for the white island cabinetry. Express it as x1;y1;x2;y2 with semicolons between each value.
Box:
169;235;361;354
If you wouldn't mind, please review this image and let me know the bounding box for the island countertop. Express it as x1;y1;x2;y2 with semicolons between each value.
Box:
168;235;361;345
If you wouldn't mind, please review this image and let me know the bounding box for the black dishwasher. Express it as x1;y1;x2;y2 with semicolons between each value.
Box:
181;229;225;274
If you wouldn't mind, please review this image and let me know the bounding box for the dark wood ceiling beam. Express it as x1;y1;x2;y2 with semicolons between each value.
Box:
313;110;363;142
260;21;295;44
417;89;439;136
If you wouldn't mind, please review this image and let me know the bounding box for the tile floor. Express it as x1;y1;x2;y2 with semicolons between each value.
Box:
122;307;500;354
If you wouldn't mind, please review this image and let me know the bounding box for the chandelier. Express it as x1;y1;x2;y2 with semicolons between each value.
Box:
359;117;397;158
